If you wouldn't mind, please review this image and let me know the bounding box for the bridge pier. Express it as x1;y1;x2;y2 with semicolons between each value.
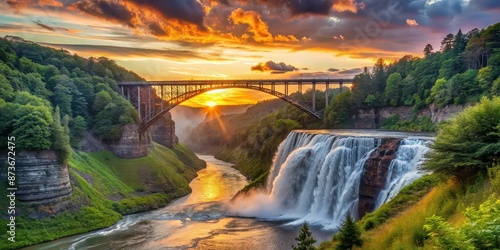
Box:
312;81;316;111
325;81;329;107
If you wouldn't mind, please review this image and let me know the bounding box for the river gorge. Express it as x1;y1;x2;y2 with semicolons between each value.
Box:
21;130;433;250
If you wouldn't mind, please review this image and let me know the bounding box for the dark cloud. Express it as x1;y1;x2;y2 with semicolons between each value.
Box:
337;68;362;74
469;0;500;9
288;67;365;79
327;68;339;72
40;43;230;61
33;20;76;33
425;0;463;20
73;0;137;28
251;60;299;73
236;0;359;16
128;0;206;28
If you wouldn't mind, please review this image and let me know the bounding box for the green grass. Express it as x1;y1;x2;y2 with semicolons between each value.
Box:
0;143;205;249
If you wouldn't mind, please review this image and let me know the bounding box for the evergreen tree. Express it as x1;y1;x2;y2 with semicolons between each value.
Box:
441;33;455;51
51;106;71;164
292;222;317;250
424;44;434;57
70;115;87;148
336;213;362;250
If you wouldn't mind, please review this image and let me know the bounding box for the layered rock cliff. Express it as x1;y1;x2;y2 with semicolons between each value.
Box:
79;111;178;158
358;138;401;218
0;151;72;203
149;112;179;148
353;104;470;129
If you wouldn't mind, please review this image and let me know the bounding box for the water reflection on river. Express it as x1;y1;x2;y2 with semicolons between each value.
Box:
24;155;333;250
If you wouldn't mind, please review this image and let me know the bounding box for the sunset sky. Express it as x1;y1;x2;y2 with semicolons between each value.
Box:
1;0;499;106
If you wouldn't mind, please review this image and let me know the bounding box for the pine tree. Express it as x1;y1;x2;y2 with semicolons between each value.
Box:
336;213;362;250
52;106;71;164
292;222;317;250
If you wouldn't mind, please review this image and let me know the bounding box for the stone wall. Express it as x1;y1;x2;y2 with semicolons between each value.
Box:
353;104;469;129
358;138;400;218
0;151;72;203
149;112;179;148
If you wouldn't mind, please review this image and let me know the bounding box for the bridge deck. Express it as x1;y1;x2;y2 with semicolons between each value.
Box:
118;78;352;86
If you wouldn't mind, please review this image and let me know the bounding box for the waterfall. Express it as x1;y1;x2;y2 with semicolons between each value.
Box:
375;139;430;207
229;131;431;230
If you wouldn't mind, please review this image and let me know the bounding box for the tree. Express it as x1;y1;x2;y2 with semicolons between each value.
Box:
13;104;53;151
324;92;354;128
51;107;71;164
453;29;467;52
336;213;362;250
53;83;73;117
424;44;434;57
92;90;112;114
425;97;500;180
292;222;316;250
441;33;455;52
384;72;402;106
372;58;387;94
0;75;14;101
70;115;87;148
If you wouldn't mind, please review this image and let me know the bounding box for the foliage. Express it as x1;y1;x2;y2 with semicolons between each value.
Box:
425;197;500;250
70;115;87;147
336;214;362;250
0;36;143;151
51;106;71;164
338;22;500;124
324;91;355;128
384;72;403;106
425;97;500;179
381;115;436;132
293;222;317;250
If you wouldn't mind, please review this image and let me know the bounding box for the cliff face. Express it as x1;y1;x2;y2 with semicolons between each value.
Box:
0;151;71;203
149;112;179;148
107;123;151;158
358;138;401;218
353;104;470;129
80;112;178;158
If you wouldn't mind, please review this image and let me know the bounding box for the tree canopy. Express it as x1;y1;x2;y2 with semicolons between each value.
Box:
0;36;143;158
425;96;500;179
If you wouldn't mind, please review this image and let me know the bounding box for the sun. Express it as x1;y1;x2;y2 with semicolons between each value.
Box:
206;101;217;107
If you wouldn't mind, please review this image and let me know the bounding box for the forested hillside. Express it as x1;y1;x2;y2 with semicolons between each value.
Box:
0;36;142;161
324;22;500;129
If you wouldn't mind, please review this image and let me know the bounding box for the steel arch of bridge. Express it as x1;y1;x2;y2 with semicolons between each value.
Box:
117;79;353;133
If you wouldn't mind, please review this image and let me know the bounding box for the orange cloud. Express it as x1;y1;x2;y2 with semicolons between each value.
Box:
230;8;273;42
406;19;419;27
332;0;359;13
229;8;298;43
6;0;63;9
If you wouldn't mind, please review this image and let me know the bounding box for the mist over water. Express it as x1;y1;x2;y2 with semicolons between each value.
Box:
229;131;431;230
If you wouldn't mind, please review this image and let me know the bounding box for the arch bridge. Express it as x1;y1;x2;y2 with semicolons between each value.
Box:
117;79;353;133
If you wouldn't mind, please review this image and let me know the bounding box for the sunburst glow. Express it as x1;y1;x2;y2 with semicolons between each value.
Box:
207;101;217;107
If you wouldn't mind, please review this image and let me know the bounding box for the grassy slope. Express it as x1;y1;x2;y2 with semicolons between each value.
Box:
0;143;205;249
319;173;498;250
215;146;271;192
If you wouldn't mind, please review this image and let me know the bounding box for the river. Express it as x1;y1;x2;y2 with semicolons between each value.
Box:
24;155;333;250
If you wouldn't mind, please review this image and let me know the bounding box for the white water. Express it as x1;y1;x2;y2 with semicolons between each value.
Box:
230;131;431;230
375;139;431;207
